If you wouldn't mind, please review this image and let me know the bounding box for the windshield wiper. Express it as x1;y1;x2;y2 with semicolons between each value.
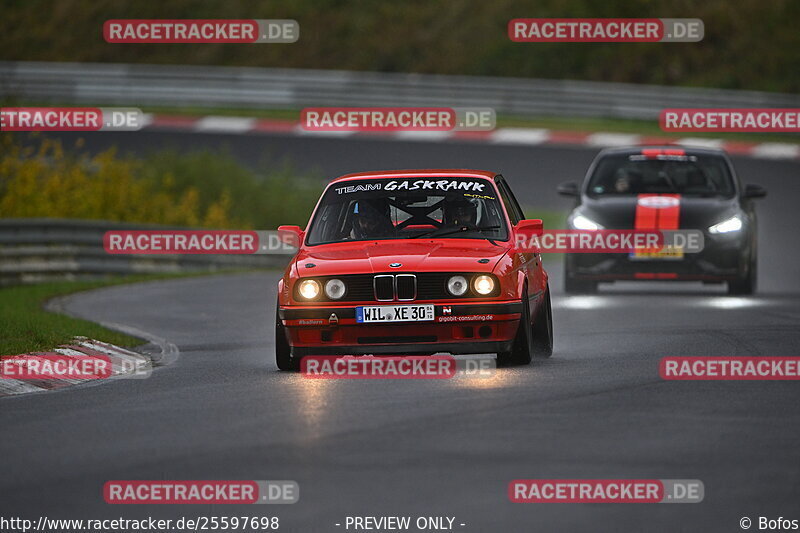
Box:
410;224;501;240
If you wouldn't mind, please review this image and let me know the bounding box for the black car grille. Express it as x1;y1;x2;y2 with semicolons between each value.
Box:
395;274;417;300
374;275;394;301
416;273;451;300
294;272;497;303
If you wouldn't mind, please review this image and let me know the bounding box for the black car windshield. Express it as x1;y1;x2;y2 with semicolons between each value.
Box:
306;177;508;245
587;153;736;198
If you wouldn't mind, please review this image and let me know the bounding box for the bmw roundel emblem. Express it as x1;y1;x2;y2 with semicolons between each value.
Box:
389;262;402;268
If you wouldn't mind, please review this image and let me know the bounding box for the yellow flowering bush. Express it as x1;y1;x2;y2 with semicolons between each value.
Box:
0;134;321;229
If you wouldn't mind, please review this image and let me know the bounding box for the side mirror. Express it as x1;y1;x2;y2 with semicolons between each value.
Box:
514;219;544;252
557;182;580;197
743;184;767;199
515;219;543;232
278;225;304;248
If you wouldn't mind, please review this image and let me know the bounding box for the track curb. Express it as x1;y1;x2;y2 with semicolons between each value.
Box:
139;114;800;160
0;337;152;398
0;298;180;398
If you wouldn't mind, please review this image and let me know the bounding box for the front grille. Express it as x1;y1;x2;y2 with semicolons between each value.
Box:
343;275;374;300
374;275;394;301
416;273;451;300
395;274;416;301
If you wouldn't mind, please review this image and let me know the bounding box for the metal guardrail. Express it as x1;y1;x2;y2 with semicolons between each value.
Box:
0;219;291;286
1;61;799;120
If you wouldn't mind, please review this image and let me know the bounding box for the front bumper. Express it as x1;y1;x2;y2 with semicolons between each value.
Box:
279;301;522;357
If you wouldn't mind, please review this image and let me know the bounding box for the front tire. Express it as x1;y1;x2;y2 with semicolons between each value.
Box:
564;260;597;294
275;301;294;371
531;285;554;358
497;290;534;367
564;276;597;294
728;253;757;295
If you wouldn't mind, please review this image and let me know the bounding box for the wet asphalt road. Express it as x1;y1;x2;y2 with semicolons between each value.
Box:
1;132;799;532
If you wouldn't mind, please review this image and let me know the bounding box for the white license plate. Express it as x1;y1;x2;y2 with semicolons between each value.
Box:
356;304;435;323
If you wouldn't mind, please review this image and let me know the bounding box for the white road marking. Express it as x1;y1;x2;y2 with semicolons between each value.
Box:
675;138;724;149
195;116;257;133
296;127;356;137
0;378;45;395
79;341;146;366
586;132;642;147
750;143;800;159
54;348;86;356
491;128;550;145
138;113;155;128
394;131;454;141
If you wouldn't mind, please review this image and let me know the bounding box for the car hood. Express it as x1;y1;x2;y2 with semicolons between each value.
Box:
294;240;508;276
577;195;739;230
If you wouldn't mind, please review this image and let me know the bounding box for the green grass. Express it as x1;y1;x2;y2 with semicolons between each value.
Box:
0;273;223;356
0;133;325;230
522;208;567;230
521;208;569;264
142;106;302;121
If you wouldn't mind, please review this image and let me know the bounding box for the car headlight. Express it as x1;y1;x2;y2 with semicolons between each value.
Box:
473;275;495;295
571;213;604;231
447;275;469;296
709;215;743;234
298;279;320;300
324;278;346;300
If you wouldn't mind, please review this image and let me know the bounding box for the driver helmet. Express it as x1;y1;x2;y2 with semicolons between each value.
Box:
444;197;479;227
352;200;390;238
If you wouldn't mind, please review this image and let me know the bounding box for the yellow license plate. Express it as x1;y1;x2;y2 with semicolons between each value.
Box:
630;246;684;260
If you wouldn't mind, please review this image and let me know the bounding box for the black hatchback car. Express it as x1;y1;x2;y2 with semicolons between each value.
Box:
558;146;766;295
